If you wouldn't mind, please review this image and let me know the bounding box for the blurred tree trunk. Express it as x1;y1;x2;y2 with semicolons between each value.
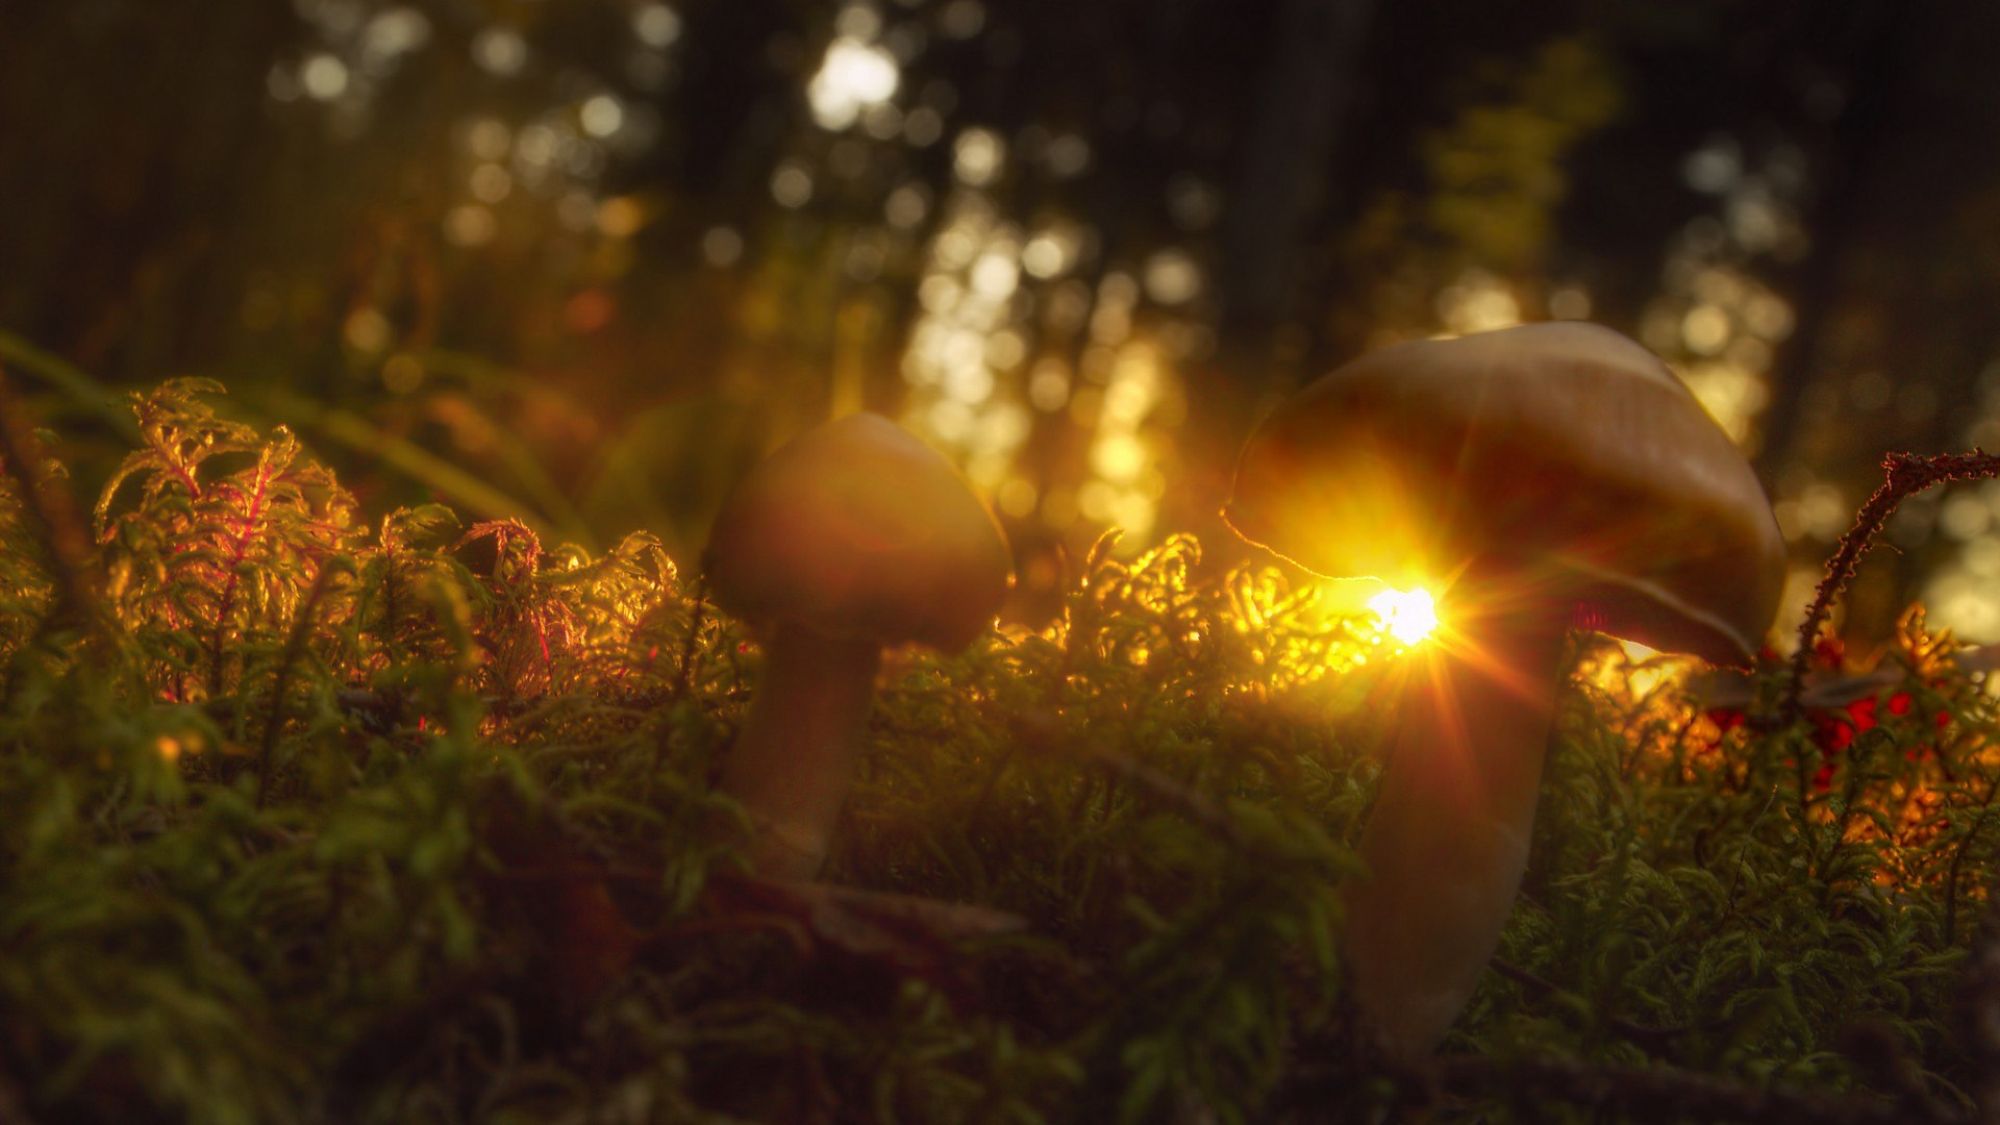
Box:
1753;1;1915;477
1178;0;1376;549
1751;0;2000;641
1217;0;1376;363
0;2;299;382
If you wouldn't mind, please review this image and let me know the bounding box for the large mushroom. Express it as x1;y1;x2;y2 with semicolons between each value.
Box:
705;413;1013;879
1223;322;1785;1058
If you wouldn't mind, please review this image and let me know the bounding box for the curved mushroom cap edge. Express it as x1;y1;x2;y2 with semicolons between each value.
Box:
1223;322;1786;667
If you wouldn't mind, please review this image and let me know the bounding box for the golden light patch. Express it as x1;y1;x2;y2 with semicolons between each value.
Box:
1369;587;1440;646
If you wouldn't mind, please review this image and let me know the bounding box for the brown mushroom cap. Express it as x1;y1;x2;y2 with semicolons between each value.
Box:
1223;322;1785;666
704;413;1014;651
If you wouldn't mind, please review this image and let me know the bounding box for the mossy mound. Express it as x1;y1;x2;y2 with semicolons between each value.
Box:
1;382;1994;1123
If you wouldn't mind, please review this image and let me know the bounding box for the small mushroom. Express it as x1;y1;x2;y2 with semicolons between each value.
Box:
1223;322;1785;1058
704;413;1013;879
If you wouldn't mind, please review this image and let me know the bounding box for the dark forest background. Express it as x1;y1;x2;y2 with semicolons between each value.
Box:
5;0;2000;643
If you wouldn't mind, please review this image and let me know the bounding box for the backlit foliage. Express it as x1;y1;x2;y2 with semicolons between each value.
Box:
3;382;2000;1122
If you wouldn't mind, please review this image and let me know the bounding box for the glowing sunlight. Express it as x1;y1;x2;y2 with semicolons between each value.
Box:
1368;586;1440;646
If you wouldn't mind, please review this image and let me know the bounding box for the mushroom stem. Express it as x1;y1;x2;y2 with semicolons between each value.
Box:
1343;621;1567;1059
721;624;884;879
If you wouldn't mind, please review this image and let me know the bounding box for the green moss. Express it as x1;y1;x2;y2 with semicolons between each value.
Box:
0;381;1994;1122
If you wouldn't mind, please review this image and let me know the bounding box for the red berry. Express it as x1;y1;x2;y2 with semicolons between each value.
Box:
1707;708;1747;732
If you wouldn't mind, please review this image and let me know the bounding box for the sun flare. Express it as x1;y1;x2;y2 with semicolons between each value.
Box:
1368;586;1440;646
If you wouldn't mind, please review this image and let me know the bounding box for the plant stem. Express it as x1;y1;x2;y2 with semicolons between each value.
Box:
209;458;274;695
1343;622;1565;1059
720;624;883;879
1784;450;2000;721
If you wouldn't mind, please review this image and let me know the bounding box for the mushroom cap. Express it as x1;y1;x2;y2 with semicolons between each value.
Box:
1223;322;1785;666
704;413;1014;652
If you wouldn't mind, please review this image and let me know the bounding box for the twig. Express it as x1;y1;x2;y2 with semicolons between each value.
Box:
1279;1033;1957;1123
1408;1052;1947;1125
1836;1019;1961;1125
1075;738;1249;851
1785;451;2000;723
1486;957;1688;1052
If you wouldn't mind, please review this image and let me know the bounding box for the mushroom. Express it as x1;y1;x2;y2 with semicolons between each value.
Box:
1222;322;1785;1058
704;413;1013;879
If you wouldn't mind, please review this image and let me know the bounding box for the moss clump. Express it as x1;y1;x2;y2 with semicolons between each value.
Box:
1;380;1996;1123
